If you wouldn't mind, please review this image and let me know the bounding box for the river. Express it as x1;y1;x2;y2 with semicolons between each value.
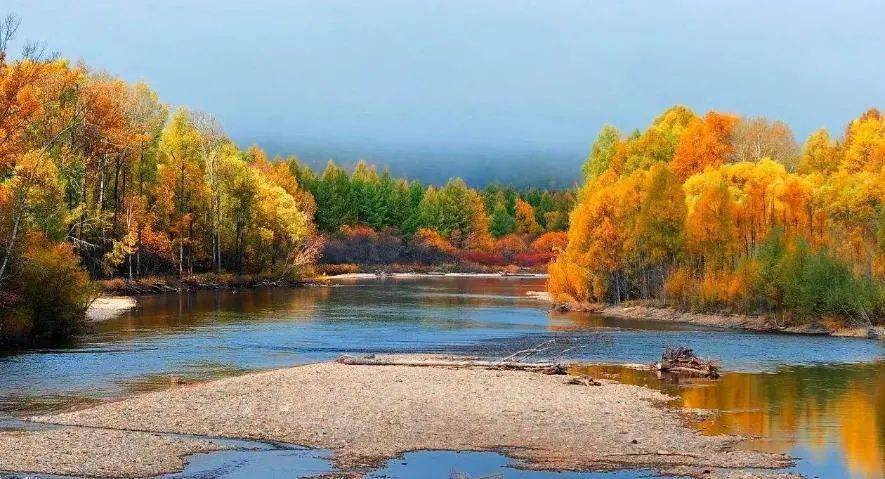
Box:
0;277;882;478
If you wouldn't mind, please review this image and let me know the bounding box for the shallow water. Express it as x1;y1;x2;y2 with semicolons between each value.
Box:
573;362;885;479
0;276;882;478
166;448;665;479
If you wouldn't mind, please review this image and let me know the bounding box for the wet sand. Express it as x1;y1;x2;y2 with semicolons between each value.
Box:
86;296;137;321
0;355;798;478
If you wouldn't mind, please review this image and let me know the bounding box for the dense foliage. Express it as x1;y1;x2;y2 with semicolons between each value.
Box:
0;18;318;346
549;105;885;324
0;17;572;346
289;159;574;267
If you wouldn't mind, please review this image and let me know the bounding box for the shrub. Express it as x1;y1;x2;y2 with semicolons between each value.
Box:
530;232;569;254
547;257;592;303
782;246;878;323
514;251;550;267
663;267;693;308
460;250;504;266
317;263;361;275
493;234;529;264
1;233;97;348
322;225;403;264
408;228;457;264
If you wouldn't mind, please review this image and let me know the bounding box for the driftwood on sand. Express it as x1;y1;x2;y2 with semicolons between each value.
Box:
338;337;576;375
654;347;720;379
337;355;568;375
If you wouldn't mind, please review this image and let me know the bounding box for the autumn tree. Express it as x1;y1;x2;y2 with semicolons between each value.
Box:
630;164;685;296
840;108;884;173
418;178;491;250
583;125;621;179
797;128;839;175
155;109;210;275
670;111;740;180
514;198;540;236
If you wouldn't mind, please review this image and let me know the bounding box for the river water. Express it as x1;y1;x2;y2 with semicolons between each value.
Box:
0;277;882;478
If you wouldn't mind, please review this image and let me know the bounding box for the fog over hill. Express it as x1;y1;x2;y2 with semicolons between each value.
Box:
252;138;583;188
9;1;883;190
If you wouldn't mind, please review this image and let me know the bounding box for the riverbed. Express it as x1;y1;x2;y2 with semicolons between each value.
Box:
0;277;882;478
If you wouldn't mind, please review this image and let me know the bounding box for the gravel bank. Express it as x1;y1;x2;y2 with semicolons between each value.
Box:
3;356;796;478
0;426;218;477
542;295;884;340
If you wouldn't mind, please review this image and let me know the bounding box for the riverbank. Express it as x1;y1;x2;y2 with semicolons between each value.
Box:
537;293;885;340
0;355;797;478
316;262;548;276
99;274;322;296
324;271;548;280
98;271;547;296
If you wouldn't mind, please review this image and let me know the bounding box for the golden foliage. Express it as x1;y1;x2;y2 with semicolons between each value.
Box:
551;106;885;321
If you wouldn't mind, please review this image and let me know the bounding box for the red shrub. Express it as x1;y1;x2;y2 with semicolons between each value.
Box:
530;231;569;254
514;251;552;267
461;250;505;266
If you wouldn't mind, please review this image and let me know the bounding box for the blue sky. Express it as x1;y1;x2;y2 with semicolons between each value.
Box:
6;1;884;186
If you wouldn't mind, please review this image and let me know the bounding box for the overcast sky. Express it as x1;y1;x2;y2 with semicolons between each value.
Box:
6;0;884;185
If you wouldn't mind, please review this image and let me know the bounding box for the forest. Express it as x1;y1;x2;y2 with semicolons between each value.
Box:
0;17;571;347
2;12;883;348
549;105;885;325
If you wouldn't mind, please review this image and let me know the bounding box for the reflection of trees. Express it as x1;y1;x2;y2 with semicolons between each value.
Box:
412;277;546;309
574;362;884;479
681;362;884;479
95;287;326;341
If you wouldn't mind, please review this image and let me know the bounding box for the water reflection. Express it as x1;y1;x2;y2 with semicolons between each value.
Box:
166;448;665;479
572;362;885;479
0;278;553;415
0;277;881;479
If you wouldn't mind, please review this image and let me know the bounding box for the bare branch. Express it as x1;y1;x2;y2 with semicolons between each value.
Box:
0;14;21;55
21;39;47;61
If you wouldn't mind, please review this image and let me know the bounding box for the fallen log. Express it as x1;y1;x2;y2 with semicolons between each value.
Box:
653;347;720;379
336;355;567;375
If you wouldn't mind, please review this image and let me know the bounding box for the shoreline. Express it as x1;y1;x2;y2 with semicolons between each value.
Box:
99;271;548;296
537;293;884;340
99;275;322;296
322;271;549;280
0;355;797;479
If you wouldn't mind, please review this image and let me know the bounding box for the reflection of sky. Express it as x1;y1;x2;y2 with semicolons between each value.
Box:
170;448;659;479
0;278;881;404
6;1;884;184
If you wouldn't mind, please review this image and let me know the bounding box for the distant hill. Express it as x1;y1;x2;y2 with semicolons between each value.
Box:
248;138;584;189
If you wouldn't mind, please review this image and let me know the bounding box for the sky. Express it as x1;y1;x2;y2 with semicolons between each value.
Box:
6;0;885;186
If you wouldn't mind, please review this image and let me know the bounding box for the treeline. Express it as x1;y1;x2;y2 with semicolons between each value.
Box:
0;52;316;279
0;16;319;347
549;105;885;324
286;160;573;268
